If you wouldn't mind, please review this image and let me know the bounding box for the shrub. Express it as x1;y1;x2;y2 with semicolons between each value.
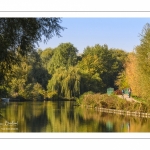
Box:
79;92;149;113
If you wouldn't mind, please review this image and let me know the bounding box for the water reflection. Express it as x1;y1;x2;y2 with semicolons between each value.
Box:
120;122;130;132
106;121;113;132
0;101;150;132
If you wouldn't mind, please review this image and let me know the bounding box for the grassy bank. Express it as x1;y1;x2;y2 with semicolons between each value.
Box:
76;92;150;113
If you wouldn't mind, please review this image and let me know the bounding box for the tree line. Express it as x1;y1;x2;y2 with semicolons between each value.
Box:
1;18;150;102
0;42;127;100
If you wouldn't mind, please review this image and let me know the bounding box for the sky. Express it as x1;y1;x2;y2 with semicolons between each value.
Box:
38;18;150;53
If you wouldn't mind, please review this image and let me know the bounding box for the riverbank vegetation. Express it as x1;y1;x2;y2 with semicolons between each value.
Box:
0;42;127;101
77;92;149;113
1;18;150;113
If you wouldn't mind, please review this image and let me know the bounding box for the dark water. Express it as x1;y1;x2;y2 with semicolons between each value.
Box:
0;101;150;132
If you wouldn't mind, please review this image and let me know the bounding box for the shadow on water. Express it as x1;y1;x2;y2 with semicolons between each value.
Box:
25;109;49;132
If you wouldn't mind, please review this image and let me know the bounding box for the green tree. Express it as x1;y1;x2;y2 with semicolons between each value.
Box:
125;52;141;97
108;49;127;88
7;56;31;99
40;47;54;70
3;51;47;100
0;18;65;84
115;70;129;89
136;23;150;75
47;66;80;99
48;42;78;74
135;23;150;100
27;50;50;90
79;44;126;93
78;54;104;93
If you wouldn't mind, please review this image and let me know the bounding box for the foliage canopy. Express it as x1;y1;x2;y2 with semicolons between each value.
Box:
0;18;65;83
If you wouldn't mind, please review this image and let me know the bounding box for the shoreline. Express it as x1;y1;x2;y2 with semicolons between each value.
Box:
83;105;150;118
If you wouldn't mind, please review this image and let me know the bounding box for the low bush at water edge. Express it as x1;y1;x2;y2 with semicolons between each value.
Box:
77;93;149;113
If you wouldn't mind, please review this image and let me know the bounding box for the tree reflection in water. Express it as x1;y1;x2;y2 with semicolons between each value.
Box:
0;101;150;132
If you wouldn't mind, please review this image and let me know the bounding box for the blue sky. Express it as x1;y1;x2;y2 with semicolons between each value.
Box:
38;18;150;53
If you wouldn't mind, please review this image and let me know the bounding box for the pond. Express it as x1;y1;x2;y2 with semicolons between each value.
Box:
0;101;150;132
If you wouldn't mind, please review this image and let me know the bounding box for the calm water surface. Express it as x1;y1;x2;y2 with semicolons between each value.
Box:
0;101;150;132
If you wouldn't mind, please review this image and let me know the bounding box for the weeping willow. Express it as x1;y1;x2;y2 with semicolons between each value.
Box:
47;66;80;99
